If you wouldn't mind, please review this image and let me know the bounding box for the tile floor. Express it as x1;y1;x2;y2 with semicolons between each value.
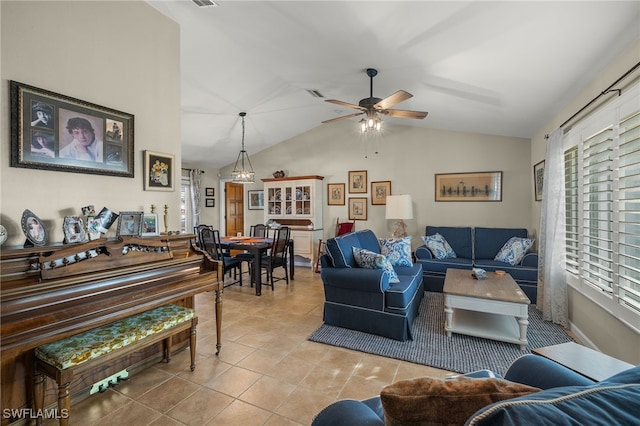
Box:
52;265;452;425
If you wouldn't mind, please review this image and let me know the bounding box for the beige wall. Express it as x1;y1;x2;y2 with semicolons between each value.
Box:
1;0;181;246
217;122;533;248
530;38;640;364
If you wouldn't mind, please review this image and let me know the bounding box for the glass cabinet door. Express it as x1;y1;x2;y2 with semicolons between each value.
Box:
267;186;282;215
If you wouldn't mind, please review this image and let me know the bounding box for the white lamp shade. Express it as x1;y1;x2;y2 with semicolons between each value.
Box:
385;194;413;220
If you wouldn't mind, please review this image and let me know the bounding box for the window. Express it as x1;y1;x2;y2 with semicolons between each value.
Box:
180;175;192;234
564;83;640;330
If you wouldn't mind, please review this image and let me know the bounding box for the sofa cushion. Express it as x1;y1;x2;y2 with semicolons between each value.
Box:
380;237;413;267
353;247;399;283
474;227;528;260
494;237;534;265
426;226;473;259
466;366;640;426
380;376;539;426
385;265;423;311
326;230;381;268
419;257;473;274
422;233;456;259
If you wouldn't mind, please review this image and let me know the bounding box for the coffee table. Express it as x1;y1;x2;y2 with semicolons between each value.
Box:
443;268;531;350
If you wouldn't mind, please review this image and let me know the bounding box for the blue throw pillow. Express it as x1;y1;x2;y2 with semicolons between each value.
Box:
494;237;534;265
352;246;400;283
421;233;456;260
379;237;413;267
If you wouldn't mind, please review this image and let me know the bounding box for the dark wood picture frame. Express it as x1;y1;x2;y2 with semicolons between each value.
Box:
371;181;391;205
348;170;368;194
10;80;134;177
348;197;368;220
435;171;503;202
205;187;215;197
144;150;175;191
534;160;545;201
327;183;346;205
205;198;215;208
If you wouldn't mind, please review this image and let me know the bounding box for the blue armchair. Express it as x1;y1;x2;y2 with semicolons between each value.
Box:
320;229;424;341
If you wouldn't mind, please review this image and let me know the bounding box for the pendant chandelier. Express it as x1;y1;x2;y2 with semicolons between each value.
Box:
231;112;255;183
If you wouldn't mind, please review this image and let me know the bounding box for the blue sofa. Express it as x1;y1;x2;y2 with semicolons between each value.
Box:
320;229;424;341
312;354;640;426
415;226;538;301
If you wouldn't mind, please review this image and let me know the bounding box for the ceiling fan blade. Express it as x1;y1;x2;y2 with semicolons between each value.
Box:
374;90;413;110
380;109;428;119
322;112;364;124
325;99;366;110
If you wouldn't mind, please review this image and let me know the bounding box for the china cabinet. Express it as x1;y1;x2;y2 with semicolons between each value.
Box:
262;175;323;266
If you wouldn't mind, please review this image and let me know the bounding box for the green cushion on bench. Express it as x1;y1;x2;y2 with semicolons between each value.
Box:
36;305;195;370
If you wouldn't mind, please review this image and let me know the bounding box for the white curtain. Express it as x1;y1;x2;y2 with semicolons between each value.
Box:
537;128;568;327
189;169;203;228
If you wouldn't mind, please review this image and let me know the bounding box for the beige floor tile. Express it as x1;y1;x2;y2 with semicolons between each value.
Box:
239;375;296;412
114;367;174;399
236;348;287;374
338;374;390;401
136;376;201;413
66;389;133;425
90;400;162;426
267;353;316;385
205;399;271;426
165;387;234;424
275;387;337;425
204;365;262;397
263;413;305;426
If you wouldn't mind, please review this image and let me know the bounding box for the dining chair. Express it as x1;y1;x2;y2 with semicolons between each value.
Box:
194;224;213;250
314;218;355;273
200;228;243;288
236;224;270;277
260;226;291;290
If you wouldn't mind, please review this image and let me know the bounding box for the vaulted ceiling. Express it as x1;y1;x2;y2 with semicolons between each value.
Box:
147;1;640;169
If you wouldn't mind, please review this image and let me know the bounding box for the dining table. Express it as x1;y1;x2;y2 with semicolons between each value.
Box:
219;236;294;296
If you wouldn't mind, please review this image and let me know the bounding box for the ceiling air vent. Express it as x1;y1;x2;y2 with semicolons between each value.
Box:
192;0;219;7
306;89;324;98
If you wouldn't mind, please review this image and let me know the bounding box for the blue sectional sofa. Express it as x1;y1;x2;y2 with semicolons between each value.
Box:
320;229;424;341
415;226;538;301
311;354;640;426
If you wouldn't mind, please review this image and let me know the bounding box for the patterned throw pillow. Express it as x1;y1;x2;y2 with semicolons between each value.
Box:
380;237;413;267
352;246;400;283
494;237;535;265
421;233;457;260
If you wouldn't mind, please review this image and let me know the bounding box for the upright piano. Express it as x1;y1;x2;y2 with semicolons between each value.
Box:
0;234;222;424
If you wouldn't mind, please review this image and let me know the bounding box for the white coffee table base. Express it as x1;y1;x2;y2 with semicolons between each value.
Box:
444;293;529;350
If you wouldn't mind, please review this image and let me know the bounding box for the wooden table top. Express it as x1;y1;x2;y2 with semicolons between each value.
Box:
443;268;530;304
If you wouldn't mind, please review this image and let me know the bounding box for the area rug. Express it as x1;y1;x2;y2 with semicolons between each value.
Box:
308;292;574;376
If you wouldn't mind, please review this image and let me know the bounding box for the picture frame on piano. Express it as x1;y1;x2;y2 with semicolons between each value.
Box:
142;213;159;237
116;211;143;238
63;216;88;244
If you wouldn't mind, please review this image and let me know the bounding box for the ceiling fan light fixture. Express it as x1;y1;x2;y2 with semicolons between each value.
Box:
360;111;383;133
231;112;255;184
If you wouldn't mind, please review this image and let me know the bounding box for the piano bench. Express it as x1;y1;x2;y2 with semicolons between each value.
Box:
33;304;198;426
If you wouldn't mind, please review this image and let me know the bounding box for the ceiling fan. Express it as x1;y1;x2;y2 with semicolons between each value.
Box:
322;68;428;131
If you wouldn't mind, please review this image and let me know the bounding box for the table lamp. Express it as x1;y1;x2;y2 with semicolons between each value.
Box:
385;194;413;238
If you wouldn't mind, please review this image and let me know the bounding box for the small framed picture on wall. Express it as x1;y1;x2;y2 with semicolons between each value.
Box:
206;198;215;208
348;197;368;220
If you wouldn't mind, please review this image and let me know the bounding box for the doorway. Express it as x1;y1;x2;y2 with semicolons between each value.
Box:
225;181;244;236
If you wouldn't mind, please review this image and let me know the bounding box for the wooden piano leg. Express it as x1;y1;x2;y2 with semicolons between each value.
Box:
164;336;173;363
190;318;197;371
215;286;222;355
58;381;71;426
33;371;45;426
